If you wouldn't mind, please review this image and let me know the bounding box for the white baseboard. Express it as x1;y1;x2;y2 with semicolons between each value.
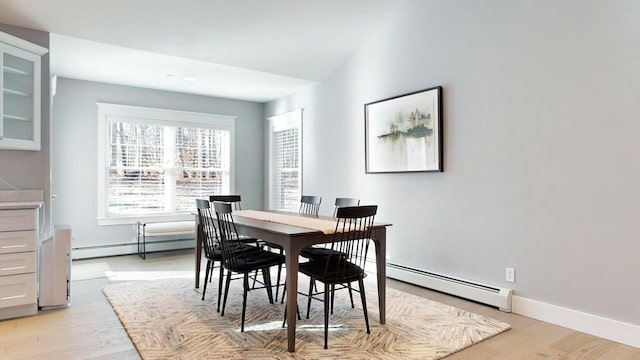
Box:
513;296;640;349
72;239;195;260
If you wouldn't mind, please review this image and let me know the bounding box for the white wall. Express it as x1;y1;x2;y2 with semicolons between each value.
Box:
266;0;640;328
51;78;265;252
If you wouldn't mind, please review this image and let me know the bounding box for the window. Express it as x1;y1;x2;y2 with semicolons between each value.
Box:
97;103;235;225
268;109;302;211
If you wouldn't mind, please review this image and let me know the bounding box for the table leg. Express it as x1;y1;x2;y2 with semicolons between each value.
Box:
374;227;386;324
285;241;301;352
195;217;202;289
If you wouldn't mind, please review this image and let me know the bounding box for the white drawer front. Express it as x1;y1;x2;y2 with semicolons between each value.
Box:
0;209;36;232
0;273;36;309
0;252;36;276
0;231;36;254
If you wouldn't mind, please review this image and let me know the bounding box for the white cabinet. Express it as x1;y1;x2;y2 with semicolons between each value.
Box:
0;31;48;151
0;191;42;320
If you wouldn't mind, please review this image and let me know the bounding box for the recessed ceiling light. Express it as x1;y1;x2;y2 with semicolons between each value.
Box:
183;76;197;82
165;74;173;77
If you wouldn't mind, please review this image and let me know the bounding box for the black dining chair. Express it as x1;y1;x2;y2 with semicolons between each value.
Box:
206;195;261;286
333;197;360;216
211;194;269;289
301;197;360;259
195;199;260;312
300;195;322;216
300;197;360;299
209;195;259;244
299;205;377;349
302;197;361;310
196;199;226;309
268;195;324;302
213;201;286;332
276;195;323;303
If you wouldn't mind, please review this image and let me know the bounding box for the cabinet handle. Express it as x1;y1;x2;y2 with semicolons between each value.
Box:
2;295;25;300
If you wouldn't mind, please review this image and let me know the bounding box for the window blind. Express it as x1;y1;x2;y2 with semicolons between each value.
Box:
269;109;302;211
108;122;165;215
174;126;230;212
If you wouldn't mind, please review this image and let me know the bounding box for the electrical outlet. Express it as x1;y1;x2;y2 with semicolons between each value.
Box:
505;267;515;283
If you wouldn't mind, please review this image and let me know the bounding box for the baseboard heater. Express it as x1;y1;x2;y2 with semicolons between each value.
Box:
387;262;512;312
72;238;195;260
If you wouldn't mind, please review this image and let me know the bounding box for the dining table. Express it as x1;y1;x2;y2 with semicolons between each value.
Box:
194;209;391;352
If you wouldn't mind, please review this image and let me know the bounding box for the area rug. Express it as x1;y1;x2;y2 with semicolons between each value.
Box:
103;278;510;359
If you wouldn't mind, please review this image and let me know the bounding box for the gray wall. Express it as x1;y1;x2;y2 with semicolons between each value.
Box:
266;0;640;325
51;78;265;250
0;23;51;235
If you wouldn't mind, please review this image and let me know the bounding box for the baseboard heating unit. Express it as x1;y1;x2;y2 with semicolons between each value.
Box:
72;238;195;260
387;262;512;312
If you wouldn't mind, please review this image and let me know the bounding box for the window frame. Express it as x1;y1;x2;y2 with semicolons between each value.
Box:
267;109;303;211
96;103;236;225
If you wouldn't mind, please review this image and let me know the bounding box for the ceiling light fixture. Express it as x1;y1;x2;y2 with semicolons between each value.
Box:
183;76;197;82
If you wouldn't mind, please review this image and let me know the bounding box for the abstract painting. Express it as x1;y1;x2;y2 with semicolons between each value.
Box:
365;86;443;173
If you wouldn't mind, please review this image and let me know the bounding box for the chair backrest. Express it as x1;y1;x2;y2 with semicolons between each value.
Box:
333;197;360;217
212;201;246;270
322;205;378;278
195;199;220;260
299;195;322;216
210;195;243;210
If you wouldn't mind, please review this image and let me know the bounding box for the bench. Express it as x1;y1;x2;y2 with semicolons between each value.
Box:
137;220;196;259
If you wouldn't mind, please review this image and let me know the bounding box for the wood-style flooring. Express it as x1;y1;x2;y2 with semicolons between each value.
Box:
1;250;638;359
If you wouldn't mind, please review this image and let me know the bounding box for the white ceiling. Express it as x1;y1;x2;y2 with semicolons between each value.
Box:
0;0;406;102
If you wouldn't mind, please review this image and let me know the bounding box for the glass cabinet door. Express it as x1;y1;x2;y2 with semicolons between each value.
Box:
2;52;35;140
0;41;41;151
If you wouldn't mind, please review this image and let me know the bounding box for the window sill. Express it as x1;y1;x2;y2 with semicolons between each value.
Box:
97;213;194;226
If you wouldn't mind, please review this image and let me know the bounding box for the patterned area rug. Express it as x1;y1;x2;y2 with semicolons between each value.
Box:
103;278;510;359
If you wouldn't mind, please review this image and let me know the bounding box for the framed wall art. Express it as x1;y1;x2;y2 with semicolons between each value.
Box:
365;86;443;173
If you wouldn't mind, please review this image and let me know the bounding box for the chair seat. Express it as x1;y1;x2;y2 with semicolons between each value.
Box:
300;246;346;259
228;250;285;273
298;259;365;284
208;242;260;261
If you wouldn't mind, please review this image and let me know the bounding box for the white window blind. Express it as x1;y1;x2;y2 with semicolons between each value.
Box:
107;121;165;215
97;103;235;225
173;126;230;212
268;109;302;211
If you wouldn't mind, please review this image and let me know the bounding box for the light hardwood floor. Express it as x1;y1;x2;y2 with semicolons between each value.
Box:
1;250;638;359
